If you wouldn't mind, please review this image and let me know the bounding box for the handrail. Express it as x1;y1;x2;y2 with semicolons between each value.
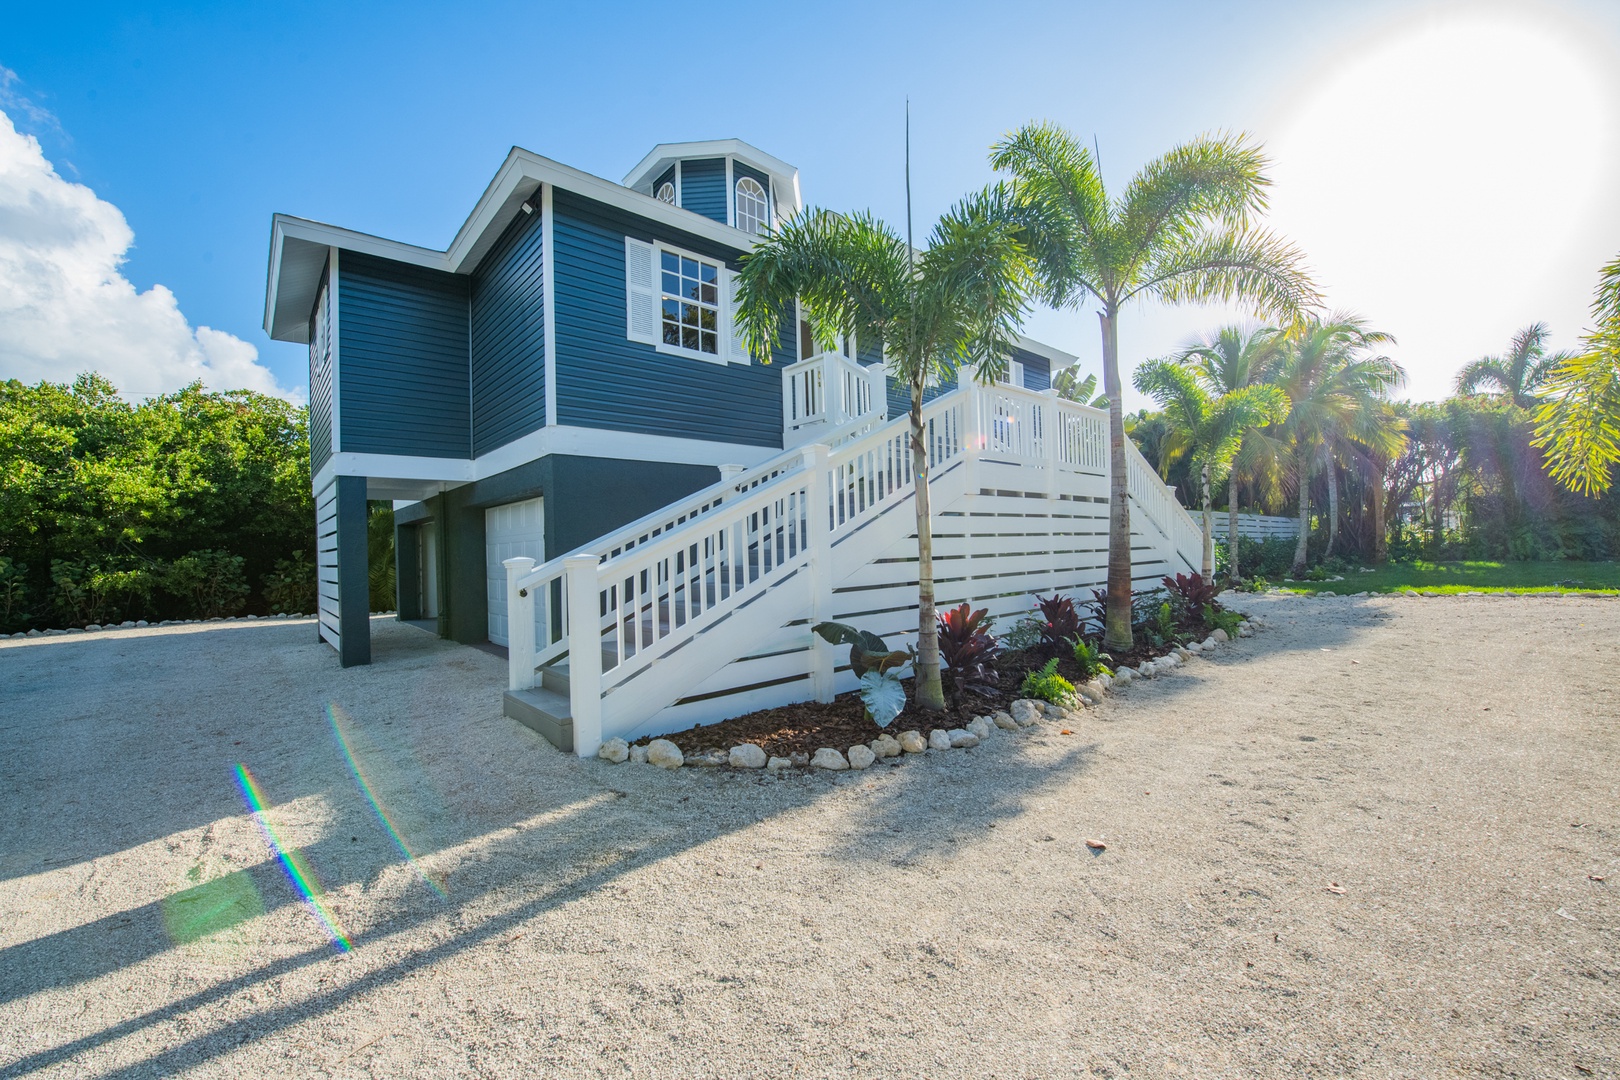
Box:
783;351;887;445
508;377;1208;752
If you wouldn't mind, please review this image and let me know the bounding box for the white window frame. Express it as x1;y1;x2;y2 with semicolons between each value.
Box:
735;175;770;236
998;358;1025;389
626;236;745;366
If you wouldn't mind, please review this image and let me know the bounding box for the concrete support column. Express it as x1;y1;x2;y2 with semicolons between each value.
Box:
334;475;372;668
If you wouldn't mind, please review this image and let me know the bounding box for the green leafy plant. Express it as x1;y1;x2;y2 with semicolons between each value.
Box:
1204;605;1243;636
50;559;155;626
1001;616;1045;651
813;621;912;726
858;670;906;728
262;551;316;615
1071;637;1113;680
162;550;249;619
0;557;31;633
1020;657;1076;705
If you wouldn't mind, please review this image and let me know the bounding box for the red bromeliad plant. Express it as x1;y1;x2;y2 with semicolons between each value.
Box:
1162;573;1221;612
937;603;1000;701
1036;593;1081;651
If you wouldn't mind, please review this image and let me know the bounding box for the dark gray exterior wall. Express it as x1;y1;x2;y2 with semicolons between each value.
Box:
334;475;371;667
470;204;546;456
337;251;471;458
550;189;789;447
678;157;727;223
396;453;718;643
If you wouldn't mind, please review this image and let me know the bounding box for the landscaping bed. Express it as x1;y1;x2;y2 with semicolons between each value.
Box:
634;578;1248;762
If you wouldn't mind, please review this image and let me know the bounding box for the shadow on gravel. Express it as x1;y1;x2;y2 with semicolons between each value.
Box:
0;618;1113;1078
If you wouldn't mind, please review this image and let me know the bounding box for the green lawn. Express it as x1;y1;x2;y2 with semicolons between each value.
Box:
1279;560;1620;596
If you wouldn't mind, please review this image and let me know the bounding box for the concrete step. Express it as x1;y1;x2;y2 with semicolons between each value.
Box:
503;686;573;752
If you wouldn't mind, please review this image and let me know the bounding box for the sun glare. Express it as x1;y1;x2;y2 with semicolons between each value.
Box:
1263;3;1619;400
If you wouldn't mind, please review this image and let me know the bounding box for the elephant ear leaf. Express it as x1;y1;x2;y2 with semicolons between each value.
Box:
812;622;865;647
871;650;910;674
855;629;890;654
859;671;906;728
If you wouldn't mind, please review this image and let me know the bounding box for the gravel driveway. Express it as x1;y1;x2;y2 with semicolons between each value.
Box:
1;597;1615;1078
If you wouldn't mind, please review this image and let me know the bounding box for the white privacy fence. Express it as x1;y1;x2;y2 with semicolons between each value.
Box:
507;382;1205;756
1221;513;1301;541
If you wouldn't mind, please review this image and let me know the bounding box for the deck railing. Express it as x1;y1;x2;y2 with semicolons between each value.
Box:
782;351;887;447
507;380;1205;755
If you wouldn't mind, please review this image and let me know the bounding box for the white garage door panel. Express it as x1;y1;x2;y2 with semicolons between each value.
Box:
486;498;545;646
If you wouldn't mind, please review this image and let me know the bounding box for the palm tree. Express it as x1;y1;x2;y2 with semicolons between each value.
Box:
1455;323;1569;409
734;189;1035;712
1534;254;1620;496
1132;359;1287;583
1178;325;1286;581
1265;314;1404;575
990;123;1318;651
1052;365;1108;407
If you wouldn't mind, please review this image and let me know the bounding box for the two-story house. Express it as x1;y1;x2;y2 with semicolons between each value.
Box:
263;139;1075;671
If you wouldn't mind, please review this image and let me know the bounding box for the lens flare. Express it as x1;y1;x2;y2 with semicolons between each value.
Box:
234;763;351;952
327;703;447;899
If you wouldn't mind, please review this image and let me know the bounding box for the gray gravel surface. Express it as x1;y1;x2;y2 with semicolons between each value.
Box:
1;598;1615;1078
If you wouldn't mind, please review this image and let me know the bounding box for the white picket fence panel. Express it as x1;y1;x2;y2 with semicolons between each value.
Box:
506;382;1206;755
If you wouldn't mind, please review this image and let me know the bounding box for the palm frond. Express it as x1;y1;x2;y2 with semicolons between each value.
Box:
1532;334;1620;496
1128;227;1320;323
1115;131;1273;254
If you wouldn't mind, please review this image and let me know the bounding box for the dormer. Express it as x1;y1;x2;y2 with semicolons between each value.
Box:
623;139;802;236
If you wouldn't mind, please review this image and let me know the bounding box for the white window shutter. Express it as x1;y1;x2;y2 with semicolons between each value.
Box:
625;237;659;345
725;269;750;364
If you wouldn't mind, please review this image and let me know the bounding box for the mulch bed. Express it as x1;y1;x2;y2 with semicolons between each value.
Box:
636;638;1190;759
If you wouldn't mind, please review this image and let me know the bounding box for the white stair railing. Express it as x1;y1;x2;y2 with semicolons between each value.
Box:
508;379;1206;755
782;351;887;447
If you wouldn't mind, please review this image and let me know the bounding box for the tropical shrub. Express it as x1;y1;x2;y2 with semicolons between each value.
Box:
1020;657;1076;705
49;559;156;626
262;552;317;615
1204;606;1243;637
1001;616;1045;652
1163;573;1220;612
1036;593;1081;650
1071;637;1112;680
162;550;250;619
811;621;910;677
937;603;1000;702
859;670;906;728
0;557;31;633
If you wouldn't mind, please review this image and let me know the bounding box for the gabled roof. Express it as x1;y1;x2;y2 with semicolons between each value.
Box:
264;145;775;344
622;139;802;215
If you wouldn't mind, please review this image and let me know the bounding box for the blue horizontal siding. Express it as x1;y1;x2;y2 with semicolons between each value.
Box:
679;157;727;224
1014;347;1052;391
308;270;333;474
471;206;546;456
337;251;471;459
887;366;959;419
551;189;788;448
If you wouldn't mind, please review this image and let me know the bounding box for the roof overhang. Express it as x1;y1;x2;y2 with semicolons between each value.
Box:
265;146;772;344
1014;334;1080;369
622;139;802;216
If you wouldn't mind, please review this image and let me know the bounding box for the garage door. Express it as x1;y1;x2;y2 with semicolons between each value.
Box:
486;497;545;646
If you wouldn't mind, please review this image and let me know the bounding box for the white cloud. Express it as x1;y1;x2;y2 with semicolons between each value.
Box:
0;106;297;400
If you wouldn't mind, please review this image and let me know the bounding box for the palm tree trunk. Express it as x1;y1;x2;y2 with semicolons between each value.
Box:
1372;463;1388;565
1227;473;1241;582
909;374;945;712
1325;450;1340;556
1201;463;1214;584
1291;447;1311;575
1100;306;1133;652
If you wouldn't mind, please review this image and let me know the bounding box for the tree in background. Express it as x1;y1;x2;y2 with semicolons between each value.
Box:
1264;314;1404;575
0;375;313;630
735;189;1037;712
1178;325;1287;580
1535;255;1620;497
1455;323;1569;409
1052;365;1108;408
1132;358;1287;582
991;122;1318;650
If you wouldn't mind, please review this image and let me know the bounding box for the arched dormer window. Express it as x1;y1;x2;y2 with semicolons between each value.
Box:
656;181;676;205
735;175;769;235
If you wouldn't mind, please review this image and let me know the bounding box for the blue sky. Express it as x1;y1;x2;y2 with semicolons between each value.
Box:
4;0;1618;405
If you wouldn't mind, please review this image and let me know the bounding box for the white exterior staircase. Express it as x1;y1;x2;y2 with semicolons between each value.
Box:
502;356;1204;755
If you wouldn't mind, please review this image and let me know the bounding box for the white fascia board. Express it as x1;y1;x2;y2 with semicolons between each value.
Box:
312;427;777;494
623;138;799;189
1013;334;1080;367
265;214;450;342
448;148;757;273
